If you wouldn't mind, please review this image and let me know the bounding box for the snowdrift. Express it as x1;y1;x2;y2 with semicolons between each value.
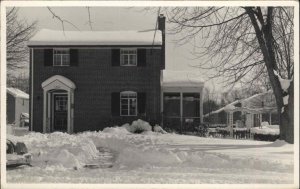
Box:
6;118;294;184
7;129;291;173
250;125;280;135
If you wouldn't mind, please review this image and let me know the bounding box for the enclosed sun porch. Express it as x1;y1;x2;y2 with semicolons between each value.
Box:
161;71;204;133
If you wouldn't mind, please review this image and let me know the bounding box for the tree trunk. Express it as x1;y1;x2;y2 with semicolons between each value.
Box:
280;81;294;144
245;7;294;144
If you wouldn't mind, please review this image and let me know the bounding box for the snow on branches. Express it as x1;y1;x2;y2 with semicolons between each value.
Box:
273;70;292;93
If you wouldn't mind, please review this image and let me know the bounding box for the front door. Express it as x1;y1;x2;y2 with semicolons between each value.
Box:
53;94;68;132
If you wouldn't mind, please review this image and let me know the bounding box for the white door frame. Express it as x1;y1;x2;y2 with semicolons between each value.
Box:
41;75;76;133
51;92;68;132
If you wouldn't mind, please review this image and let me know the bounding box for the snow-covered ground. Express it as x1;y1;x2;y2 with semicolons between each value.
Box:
6;123;294;184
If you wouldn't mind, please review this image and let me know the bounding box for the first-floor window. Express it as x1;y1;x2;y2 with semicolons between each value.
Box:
53;48;70;66
120;91;137;116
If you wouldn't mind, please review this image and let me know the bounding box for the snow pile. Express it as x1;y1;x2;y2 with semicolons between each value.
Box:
271;139;291;147
102;126;131;135
7;132;100;170
105;119;168;134
250;125;280;135
154;125;167;134
6;129;294;184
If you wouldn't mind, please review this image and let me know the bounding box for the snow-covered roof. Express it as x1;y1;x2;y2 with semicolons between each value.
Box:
162;70;204;88
204;100;240;117
7;88;29;99
28;29;162;46
204;91;277;117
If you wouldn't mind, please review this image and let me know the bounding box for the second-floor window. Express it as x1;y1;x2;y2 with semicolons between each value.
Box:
53;49;70;66
120;49;137;66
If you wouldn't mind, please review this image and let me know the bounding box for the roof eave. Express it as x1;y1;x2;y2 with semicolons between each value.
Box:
27;44;163;48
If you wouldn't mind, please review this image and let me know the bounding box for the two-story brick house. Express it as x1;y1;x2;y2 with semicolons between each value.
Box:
28;15;204;134
27;15;166;133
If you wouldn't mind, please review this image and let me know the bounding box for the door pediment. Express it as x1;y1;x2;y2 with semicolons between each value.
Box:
42;75;76;91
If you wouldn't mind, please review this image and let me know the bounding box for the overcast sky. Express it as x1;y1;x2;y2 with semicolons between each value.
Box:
16;7;228;92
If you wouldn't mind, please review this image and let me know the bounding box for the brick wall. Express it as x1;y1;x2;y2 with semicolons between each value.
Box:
32;48;162;132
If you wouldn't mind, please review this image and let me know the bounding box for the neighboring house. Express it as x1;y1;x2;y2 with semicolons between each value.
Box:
7;87;29;127
27;15;204;133
204;91;278;128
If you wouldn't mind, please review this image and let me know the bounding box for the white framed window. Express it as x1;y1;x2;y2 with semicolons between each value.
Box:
120;91;137;116
120;49;137;66
53;48;70;66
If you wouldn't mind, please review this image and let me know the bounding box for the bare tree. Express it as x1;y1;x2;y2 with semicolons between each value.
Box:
7;72;29;93
161;7;294;143
6;8;37;72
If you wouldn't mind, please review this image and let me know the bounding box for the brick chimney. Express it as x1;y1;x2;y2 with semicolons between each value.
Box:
158;14;165;32
158;14;166;70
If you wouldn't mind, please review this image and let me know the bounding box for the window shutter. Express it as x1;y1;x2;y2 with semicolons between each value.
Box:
138;92;146;114
137;49;146;67
70;49;78;66
111;92;120;116
44;49;53;66
111;49;120;66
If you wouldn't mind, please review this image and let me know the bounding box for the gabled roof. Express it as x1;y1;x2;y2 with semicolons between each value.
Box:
162;70;204;88
7;88;29;99
28;29;162;46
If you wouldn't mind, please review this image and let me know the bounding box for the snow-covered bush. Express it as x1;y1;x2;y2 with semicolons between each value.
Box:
119;120;168;134
251;125;280;141
250;125;279;135
195;123;209;137
123;119;152;134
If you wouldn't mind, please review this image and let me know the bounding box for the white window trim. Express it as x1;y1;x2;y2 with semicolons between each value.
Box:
120;48;137;66
53;48;70;67
120;91;137;116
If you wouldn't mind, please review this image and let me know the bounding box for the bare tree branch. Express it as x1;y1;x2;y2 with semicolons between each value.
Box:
47;7;80;32
6;8;37;72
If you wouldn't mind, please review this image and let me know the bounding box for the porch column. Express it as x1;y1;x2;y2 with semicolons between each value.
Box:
161;91;164;127
259;113;262;126
67;90;71;133
269;112;272;125
180;92;183;132
70;89;74;133
199;92;203;123
43;91;47;133
229;112;233;137
43;91;50;133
